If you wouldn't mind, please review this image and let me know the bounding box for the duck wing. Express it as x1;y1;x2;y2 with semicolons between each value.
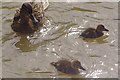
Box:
42;0;49;10
80;28;96;38
31;0;49;10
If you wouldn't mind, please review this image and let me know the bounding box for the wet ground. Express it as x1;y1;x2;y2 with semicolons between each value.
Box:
1;2;118;78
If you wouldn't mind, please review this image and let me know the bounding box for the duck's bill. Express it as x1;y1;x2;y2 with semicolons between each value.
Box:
79;66;86;71
104;28;109;31
30;13;38;24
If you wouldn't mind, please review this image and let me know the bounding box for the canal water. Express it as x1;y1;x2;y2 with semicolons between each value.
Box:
1;2;118;78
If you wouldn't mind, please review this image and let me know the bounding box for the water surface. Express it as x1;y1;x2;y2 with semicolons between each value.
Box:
1;2;118;78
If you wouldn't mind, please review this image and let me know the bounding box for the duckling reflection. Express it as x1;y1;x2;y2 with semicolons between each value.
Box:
11;2;46;34
51;59;86;75
82;35;109;43
80;24;109;38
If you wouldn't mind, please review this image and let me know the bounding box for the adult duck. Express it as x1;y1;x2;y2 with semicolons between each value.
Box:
11;1;49;34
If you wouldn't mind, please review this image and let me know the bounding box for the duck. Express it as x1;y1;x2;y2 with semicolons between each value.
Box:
11;2;48;34
80;24;109;38
51;59;86;75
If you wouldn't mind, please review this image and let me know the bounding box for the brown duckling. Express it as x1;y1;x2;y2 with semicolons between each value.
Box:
11;2;45;34
51;59;86;75
80;24;109;38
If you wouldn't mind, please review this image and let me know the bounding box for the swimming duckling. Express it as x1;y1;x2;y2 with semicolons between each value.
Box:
11;2;45;34
51;59;86;75
80;24;109;38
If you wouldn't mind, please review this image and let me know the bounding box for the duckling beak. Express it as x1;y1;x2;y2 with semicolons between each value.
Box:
104;28;109;32
79;65;86;71
30;13;38;24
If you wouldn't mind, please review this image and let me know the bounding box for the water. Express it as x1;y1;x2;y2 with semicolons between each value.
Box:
1;2;118;78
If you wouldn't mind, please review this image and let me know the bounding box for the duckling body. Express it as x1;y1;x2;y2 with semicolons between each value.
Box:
11;2;46;34
51;59;86;75
80;24;109;38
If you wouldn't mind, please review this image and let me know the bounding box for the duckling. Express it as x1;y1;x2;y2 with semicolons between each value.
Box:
51;59;86;75
80;24;109;38
11;2;46;34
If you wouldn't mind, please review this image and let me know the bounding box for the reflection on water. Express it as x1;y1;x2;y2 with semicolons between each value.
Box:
15;35;39;52
81;35;109;43
71;7;97;12
2;2;118;78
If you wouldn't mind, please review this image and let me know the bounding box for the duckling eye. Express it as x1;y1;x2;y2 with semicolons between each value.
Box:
99;25;104;28
73;61;81;66
101;26;104;28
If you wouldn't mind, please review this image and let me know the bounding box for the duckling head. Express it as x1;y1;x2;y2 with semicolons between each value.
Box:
71;60;86;71
96;24;109;32
20;3;38;24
